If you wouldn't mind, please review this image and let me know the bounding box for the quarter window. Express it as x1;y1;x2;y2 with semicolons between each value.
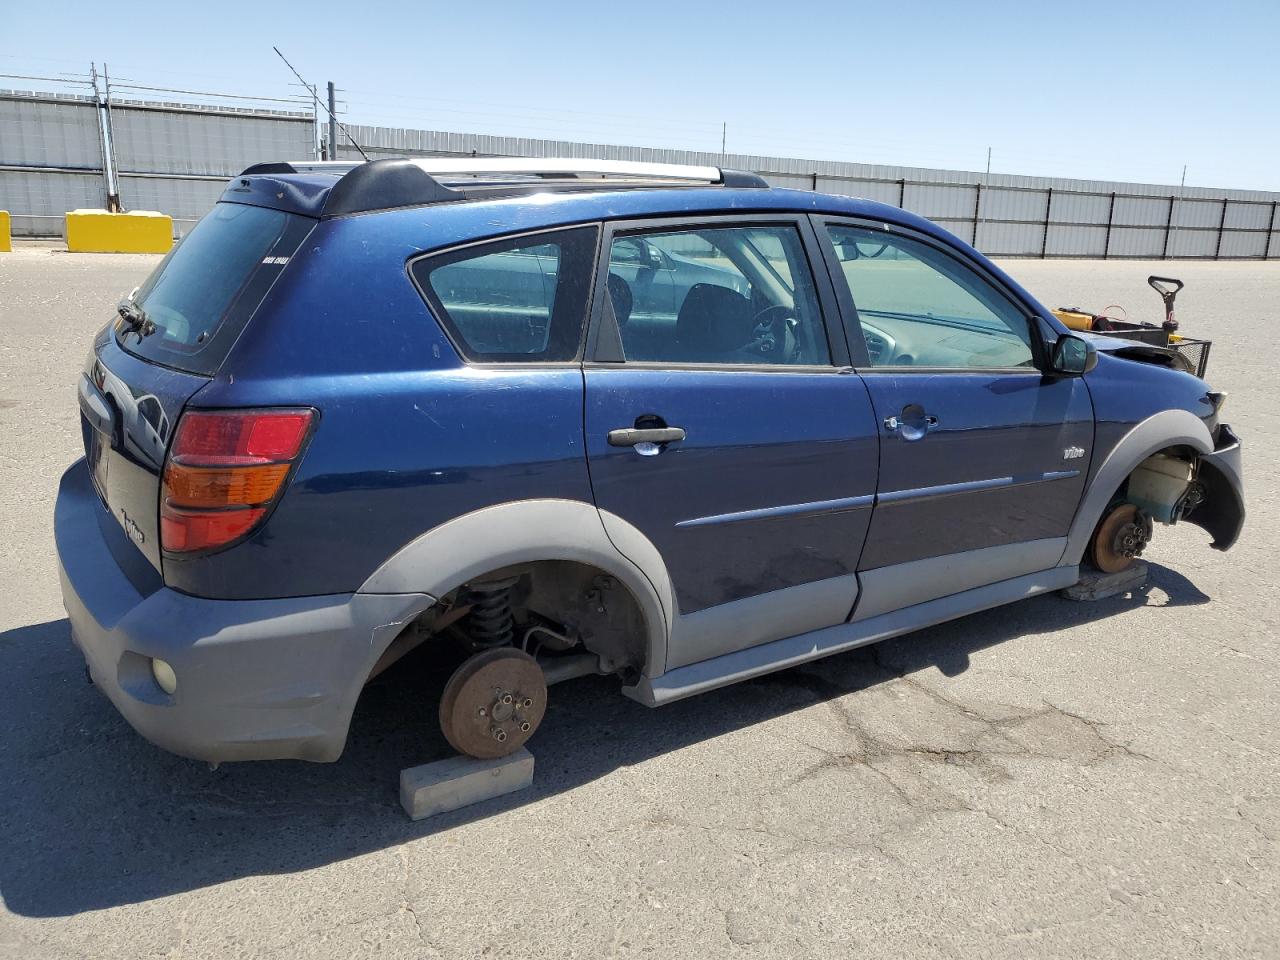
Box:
413;226;598;362
827;225;1035;369
606;225;830;366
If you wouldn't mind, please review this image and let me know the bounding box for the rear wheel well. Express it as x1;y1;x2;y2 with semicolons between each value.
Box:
375;560;651;685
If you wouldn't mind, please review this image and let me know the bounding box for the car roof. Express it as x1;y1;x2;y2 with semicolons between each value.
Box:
219;156;956;253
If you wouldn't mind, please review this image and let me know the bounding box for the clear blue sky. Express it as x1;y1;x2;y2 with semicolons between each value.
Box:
6;0;1278;190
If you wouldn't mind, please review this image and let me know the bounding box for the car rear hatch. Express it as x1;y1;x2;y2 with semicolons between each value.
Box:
78;201;315;582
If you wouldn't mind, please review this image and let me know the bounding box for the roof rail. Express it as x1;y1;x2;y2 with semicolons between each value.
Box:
403;157;760;185
237;157;770;218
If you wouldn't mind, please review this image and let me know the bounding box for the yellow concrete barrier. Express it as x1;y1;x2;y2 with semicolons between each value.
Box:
65;209;173;254
0;211;11;253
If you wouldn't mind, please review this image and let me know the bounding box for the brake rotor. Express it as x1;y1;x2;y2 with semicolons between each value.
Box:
1089;503;1152;574
439;647;547;759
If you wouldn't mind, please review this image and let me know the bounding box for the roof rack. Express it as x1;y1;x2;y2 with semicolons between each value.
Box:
236;157;770;218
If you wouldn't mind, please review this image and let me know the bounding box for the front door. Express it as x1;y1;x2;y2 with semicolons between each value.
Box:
817;220;1093;617
583;217;879;669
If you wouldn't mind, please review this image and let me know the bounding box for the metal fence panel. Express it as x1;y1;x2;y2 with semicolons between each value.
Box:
1046;224;1108;257
977;220;1042;256
1051;191;1113;224
1217;231;1268;258
0;94;102;168
0;168;103;236
1223;201;1271;230
1167;228;1218;258
1113;195;1171;226
1109;227;1167;257
5;92;1280;257
980;187;1046;222
1171;198;1223;229
111;105;314;177
903;183;976;220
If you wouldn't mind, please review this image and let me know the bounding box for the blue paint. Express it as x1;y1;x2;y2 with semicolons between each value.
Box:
675;493;876;528
67;168;1234;606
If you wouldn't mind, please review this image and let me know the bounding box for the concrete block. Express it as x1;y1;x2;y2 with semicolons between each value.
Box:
1060;560;1148;601
65;209;173;254
400;748;534;821
0;211;10;252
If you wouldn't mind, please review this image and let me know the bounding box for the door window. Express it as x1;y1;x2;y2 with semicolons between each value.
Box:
826;225;1035;369
412;226;598;362
606;225;830;366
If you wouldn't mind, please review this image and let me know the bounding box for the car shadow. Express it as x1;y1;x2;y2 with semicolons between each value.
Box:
0;562;1208;918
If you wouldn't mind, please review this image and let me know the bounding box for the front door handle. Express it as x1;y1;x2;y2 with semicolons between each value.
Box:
608;426;687;447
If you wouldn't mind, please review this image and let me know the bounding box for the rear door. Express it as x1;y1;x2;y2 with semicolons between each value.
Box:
79;201;313;577
815;218;1093;618
583;215;880;670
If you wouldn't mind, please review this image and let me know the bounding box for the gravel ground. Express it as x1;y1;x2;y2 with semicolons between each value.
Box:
0;247;1276;959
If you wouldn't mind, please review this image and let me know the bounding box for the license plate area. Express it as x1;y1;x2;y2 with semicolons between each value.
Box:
85;417;110;506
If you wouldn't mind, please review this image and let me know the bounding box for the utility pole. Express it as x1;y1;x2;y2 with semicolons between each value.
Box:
985;147;991;178
327;81;338;161
89;62;121;211
721;122;726;161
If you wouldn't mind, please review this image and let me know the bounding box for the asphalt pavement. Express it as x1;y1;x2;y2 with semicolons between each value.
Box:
0;247;1275;959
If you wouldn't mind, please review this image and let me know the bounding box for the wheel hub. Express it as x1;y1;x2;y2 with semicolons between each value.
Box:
439;647;547;759
1090;503;1152;574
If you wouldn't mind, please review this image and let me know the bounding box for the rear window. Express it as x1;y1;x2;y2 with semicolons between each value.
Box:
118;202;312;375
411;226;598;362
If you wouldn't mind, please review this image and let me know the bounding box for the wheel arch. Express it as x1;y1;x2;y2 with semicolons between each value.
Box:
358;498;675;678
1062;408;1214;566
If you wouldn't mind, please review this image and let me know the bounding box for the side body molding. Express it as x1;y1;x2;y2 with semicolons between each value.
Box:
1060;408;1213;566
359;499;675;677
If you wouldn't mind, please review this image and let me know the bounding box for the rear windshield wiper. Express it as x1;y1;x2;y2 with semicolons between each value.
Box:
117;298;157;340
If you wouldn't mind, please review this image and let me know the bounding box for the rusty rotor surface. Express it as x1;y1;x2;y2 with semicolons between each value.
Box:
1090;503;1150;574
439;647;547;759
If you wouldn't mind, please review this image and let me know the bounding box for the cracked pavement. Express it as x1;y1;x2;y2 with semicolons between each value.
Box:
0;250;1276;958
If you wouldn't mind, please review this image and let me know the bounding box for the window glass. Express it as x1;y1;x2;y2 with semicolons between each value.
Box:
827;225;1035;369
413;226;598;362
122;202;310;375
606;225;829;366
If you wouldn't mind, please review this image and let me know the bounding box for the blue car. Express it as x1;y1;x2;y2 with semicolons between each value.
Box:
55;158;1245;764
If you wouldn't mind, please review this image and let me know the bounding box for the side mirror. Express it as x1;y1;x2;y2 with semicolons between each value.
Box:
1050;333;1097;376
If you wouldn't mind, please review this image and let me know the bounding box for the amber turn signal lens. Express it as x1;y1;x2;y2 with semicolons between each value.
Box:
163;462;291;509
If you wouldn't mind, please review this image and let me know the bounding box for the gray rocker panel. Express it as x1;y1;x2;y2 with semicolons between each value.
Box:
665;573;860;670
853;538;1067;622
626;566;1079;707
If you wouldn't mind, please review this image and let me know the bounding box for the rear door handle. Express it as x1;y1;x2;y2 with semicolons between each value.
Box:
883;415;938;431
608;427;687;447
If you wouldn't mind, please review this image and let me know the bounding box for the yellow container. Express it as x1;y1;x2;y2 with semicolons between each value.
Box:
1052;307;1095;331
0;211;11;253
65;209;173;254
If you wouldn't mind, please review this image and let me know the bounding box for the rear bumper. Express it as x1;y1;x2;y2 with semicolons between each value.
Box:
55;459;431;763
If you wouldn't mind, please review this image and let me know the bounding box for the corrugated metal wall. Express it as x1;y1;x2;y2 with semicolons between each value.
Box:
4;86;1278;259
335;125;1280;260
0;90;314;237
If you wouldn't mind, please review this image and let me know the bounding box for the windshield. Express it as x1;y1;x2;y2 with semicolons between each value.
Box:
118;202;312;375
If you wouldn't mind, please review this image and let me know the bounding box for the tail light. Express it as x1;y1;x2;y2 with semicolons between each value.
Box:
161;408;315;554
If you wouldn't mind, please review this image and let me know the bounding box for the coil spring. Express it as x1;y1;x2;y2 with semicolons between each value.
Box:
461;576;520;648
